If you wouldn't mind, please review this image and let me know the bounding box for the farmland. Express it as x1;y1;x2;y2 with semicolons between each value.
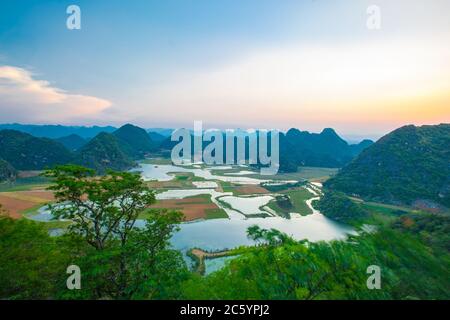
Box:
140;194;228;221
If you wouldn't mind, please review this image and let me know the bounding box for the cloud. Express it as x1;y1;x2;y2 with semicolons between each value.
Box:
0;66;112;123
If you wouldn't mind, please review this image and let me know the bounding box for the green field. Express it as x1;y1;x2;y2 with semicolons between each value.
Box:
267;188;314;217
218;166;338;182
140;157;173;165
204;208;228;219
0;176;50;192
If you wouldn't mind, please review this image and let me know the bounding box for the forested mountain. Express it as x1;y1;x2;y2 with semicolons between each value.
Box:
0;130;73;170
0;124;374;174
113;124;155;158
0;159;16;182
159;127;372;170
148;131;167;144
0;125;156;174
56;134;87;151
325;124;450;208
0;123;116;139
279;128;373;172
349;139;374;156
147;128;174;137
75;132;134;173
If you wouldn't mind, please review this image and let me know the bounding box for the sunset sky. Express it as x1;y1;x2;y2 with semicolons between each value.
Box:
0;0;449;139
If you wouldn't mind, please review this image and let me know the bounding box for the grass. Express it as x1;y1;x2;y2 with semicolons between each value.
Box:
0;174;51;192
182;193;210;201
205;164;338;183
138;194;228;220
229;166;338;182
173;172;206;182
219;181;238;194
205;208;228;219
140;157;173;165
145;172;208;190
22;203;47;216
267;188;314;216
344;198;421;228
37;220;72;231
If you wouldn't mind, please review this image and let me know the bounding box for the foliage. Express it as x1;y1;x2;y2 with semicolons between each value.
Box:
43;165;188;299
326;124;450;208
0;129;73;170
56;134;87;151
315;190;368;223
262;181;305;192
0;158;16;182
392;213;450;252
279;128;373;172
44;165;155;249
113;124;156;158
182;226;450;300
0;217;71;299
75;132;134;174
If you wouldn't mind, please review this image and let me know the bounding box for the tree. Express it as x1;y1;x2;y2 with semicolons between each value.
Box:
43;165;188;299
0;217;71;299
315;190;368;223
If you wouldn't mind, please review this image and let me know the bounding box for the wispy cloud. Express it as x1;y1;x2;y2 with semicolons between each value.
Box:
0;66;112;124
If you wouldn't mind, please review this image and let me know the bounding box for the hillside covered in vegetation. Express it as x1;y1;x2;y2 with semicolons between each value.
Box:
113;124;156;159
0;130;73;170
279;128;373;172
0;159;16;182
325;124;450;208
75;132;135;173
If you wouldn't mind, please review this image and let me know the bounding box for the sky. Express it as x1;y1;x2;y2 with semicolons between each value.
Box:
0;0;449;139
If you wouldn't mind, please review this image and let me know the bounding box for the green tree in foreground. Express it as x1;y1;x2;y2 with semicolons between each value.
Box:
43;165;188;299
0;217;70;299
182;226;450;300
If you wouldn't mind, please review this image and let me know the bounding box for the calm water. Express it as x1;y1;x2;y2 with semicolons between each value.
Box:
135;214;356;252
219;195;274;215
205;256;238;275
132;163;267;185
30;162;356;265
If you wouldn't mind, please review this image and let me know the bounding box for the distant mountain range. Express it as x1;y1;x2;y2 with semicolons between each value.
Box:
0;123;174;139
279;128;373;171
0;124;159;176
56;134;87;151
0;124;117;139
0;123;376;179
325;124;450;209
1;122;448;213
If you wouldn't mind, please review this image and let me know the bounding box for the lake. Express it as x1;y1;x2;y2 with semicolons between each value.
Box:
29;161;357;271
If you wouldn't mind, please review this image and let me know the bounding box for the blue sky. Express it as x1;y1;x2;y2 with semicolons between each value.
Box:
0;0;449;138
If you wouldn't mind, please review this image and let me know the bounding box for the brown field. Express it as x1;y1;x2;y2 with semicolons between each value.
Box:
235;185;269;195
146;180;191;189
17;170;42;178
148;197;221;221
0;190;54;219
